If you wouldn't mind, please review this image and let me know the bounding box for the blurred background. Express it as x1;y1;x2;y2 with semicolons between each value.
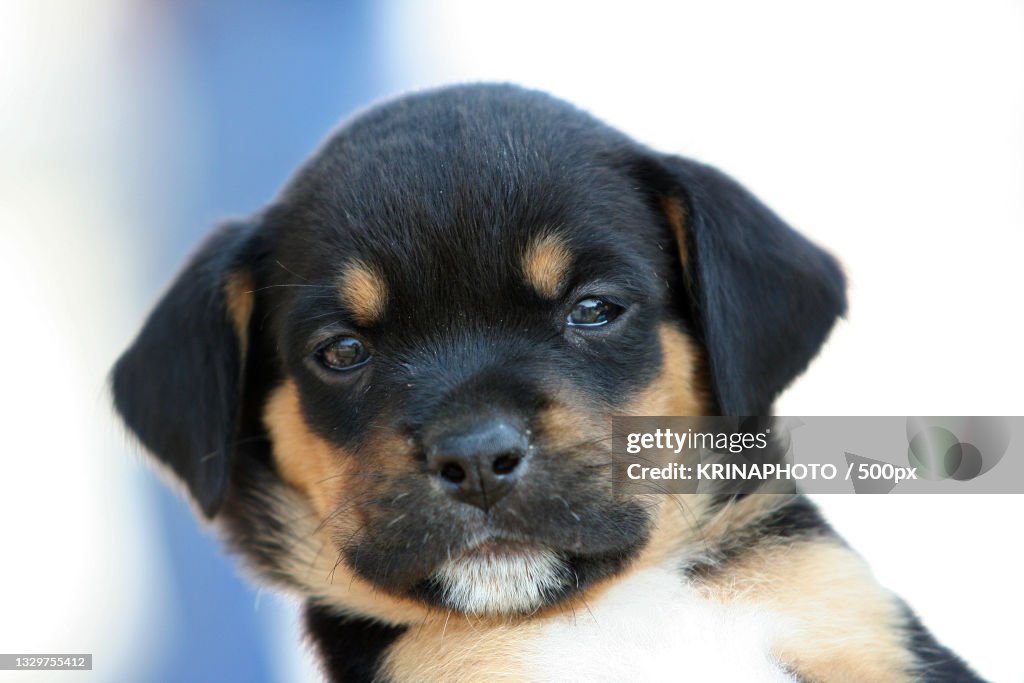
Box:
1;1;1021;681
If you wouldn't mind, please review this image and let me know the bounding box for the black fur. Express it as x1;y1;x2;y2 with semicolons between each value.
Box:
304;604;406;683
113;85;843;521
755;495;831;540
902;606;985;681
111;83;977;681
112;220;261;516
643;156;847;415
687;495;834;580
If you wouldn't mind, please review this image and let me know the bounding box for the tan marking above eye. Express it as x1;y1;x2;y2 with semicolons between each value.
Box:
338;259;388;326
522;234;573;299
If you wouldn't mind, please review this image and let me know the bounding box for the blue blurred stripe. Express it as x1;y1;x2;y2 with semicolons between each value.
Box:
133;2;391;681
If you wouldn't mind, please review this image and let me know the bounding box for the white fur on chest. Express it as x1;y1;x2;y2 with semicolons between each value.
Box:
514;566;796;683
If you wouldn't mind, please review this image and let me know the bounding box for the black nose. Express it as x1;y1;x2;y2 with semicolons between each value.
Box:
426;418;529;511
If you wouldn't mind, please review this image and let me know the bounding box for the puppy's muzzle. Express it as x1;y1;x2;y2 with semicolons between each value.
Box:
426;417;529;511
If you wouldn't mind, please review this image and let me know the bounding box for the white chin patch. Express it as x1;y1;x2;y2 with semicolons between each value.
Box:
433;545;566;615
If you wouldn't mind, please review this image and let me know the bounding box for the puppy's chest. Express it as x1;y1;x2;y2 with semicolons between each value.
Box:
380;567;797;683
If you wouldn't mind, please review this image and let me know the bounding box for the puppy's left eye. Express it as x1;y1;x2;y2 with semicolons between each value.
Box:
315;336;372;371
567;297;624;328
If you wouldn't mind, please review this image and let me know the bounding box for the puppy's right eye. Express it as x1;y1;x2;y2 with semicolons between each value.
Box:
315;336;372;371
567;297;624;328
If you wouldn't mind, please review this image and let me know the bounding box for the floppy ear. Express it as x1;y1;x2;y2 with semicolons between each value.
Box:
111;221;259;517
653;156;847;415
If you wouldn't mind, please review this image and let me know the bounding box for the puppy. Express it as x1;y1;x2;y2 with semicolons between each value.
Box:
112;84;981;682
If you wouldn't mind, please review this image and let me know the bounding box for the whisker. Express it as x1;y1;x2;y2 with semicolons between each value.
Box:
274;259;312;282
247;283;334;293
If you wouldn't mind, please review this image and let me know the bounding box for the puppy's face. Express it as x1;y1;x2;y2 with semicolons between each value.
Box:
260;134;707;612
113;85;845;618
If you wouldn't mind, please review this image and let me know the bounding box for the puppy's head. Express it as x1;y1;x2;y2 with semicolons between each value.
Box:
112;85;845;618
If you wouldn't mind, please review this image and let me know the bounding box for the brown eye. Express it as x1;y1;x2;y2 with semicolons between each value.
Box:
567;297;624;328
316;337;371;371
